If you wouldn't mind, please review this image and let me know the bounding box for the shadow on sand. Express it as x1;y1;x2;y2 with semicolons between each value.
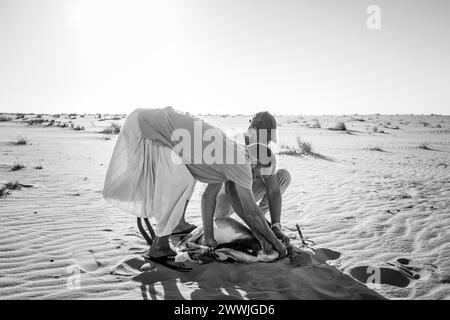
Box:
114;247;385;300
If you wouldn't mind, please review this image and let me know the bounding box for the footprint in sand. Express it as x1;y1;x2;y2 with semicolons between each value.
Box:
349;258;437;288
71;250;100;273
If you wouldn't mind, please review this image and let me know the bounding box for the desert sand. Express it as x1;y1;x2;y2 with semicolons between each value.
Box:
0;112;449;299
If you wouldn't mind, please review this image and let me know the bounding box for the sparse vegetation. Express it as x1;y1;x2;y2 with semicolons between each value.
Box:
0;180;33;198
72;124;85;131
11;163;26;171
56;122;68;128
26;118;46;125
100;123;121;134
280;137;313;156
367;146;384;152
308;119;321;128
0;185;11;198
4;181;22;190
11;136;30;145
0;116;12;122
34;164;43;170
331;122;347;131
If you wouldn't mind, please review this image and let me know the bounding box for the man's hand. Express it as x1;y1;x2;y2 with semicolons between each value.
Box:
271;239;287;259
202;237;218;251
254;233;274;255
272;226;290;246
225;182;287;259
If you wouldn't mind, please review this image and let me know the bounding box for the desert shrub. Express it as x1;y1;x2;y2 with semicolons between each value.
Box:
72;125;85;131
367;146;384;152
372;126;378;133
279;137;313;156
332;122;347;131
436;123;442;128
34;164;43;170
4;181;22;190
308;119;321;128
11;163;26;171
26;118;46;125
0;116;12;122
100;123;121;134
12;136;30;145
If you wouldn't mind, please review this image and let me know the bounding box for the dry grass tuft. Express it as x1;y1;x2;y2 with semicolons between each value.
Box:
4;181;22;190
34;162;43;170
280;137;313;156
11;136;30;145
72;124;85;131
11;163;26;171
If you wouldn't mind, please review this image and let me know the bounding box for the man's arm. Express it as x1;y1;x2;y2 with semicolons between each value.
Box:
261;174;281;224
201;183;223;248
224;181;286;258
262;175;290;246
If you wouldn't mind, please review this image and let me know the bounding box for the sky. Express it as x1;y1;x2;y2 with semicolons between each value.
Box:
0;0;449;115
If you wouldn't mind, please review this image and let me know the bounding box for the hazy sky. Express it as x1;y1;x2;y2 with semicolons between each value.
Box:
1;0;449;115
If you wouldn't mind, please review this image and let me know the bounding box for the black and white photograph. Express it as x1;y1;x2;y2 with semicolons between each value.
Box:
0;0;449;303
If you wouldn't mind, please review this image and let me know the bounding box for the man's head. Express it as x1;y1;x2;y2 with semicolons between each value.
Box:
246;111;277;172
247;111;277;145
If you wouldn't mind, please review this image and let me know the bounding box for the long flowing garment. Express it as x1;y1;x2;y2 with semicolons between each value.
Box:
102;109;196;237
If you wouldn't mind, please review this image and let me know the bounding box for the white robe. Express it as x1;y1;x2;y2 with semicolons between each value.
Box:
102;109;196;237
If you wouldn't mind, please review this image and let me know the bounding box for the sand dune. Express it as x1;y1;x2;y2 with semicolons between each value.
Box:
0;113;449;299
